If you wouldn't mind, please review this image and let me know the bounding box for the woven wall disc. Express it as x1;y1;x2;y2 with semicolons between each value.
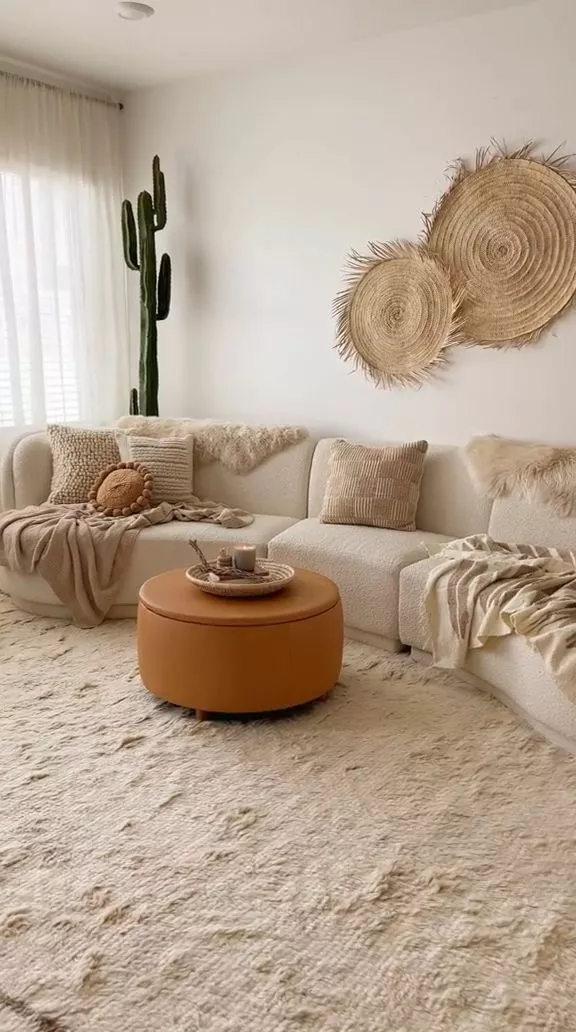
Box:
333;241;462;389
426;154;576;346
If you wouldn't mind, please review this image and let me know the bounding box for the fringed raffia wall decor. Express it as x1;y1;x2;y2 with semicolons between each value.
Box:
424;141;576;347
333;241;464;389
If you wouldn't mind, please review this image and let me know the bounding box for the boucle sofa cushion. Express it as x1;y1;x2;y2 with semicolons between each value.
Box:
269;517;450;642
117;434;194;505
320;439;428;531
48;425;120;504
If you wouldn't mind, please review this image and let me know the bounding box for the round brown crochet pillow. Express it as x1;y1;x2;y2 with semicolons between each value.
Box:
88;461;153;517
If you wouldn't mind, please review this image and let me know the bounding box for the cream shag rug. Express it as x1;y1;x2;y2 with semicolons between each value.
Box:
1;596;576;1032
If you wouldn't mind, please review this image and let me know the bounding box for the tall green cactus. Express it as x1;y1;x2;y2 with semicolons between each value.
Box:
121;155;171;416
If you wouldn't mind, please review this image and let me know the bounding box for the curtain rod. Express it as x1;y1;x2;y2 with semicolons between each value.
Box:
0;68;123;110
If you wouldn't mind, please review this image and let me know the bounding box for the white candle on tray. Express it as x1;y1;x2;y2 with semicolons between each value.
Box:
233;544;257;572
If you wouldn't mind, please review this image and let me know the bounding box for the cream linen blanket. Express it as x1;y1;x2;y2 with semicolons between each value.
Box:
0;500;253;628
425;535;576;698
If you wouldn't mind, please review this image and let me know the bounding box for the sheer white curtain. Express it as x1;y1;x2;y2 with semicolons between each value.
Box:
0;72;130;431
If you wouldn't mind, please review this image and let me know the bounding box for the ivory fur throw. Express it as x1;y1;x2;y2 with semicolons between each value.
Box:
465;435;576;516
117;418;308;474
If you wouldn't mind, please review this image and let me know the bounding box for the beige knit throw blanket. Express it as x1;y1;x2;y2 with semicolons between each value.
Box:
116;417;308;474
0;500;253;628
425;534;576;698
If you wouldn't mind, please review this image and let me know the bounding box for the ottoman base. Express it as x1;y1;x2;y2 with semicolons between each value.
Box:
137;599;343;715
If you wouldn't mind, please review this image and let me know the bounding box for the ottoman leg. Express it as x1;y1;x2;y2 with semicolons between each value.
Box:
195;709;207;721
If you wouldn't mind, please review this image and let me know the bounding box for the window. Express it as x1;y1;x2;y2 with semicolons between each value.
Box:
0;72;130;430
0;171;81;426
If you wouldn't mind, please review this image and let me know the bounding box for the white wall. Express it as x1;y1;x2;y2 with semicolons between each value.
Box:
123;0;576;445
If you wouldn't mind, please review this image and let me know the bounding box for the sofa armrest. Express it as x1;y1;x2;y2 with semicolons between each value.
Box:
1;431;53;511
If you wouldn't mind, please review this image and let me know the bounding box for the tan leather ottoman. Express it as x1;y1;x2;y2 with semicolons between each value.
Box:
137;567;343;718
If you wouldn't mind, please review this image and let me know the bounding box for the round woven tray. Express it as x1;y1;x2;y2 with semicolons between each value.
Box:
185;560;295;598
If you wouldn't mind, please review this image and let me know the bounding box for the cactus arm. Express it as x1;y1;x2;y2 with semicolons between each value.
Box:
121;200;139;270
153;155;167;231
157;254;171;321
129;388;139;415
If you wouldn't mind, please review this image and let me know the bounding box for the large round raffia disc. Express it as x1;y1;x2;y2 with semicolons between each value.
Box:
426;152;576;345
333;241;462;389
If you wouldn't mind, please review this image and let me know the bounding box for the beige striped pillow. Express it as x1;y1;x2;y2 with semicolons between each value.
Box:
117;434;194;505
320;439;428;530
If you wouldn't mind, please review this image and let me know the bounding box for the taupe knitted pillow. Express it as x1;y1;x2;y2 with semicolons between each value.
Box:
117;433;194;505
320;439;428;530
48;425;121;504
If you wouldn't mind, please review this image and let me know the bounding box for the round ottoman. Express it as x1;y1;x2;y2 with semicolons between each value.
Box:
137;567;343;718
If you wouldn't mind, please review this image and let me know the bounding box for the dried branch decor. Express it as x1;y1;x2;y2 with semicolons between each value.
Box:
188;539;270;583
424;141;576;347
333;241;464;389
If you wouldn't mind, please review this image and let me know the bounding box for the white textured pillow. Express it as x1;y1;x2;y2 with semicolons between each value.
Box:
117;433;194;505
48;425;121;504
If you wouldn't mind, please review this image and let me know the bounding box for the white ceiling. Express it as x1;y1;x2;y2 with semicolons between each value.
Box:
0;0;536;92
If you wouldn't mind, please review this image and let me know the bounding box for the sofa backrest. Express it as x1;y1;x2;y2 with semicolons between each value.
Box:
1;430;317;519
489;498;576;550
194;436;316;518
308;438;492;537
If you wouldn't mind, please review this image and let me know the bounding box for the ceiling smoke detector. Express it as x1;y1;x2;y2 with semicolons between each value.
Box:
117;2;155;20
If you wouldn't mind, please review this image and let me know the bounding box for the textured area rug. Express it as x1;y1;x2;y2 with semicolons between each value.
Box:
1;596;576;1032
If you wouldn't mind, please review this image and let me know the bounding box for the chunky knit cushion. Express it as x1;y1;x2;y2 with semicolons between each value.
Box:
48;425;121;504
320;439;428;531
117;433;194;505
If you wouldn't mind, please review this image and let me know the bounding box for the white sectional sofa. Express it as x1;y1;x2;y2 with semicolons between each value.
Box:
1;426;575;750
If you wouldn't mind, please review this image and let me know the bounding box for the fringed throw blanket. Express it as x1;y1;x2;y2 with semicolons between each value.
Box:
116;417;308;474
425;535;576;697
0;500;253;628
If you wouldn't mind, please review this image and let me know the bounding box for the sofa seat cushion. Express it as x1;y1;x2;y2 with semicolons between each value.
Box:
268;518;451;641
0;514;297;612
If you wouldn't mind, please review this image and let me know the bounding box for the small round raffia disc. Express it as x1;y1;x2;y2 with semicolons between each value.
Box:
426;153;576;345
333;241;461;389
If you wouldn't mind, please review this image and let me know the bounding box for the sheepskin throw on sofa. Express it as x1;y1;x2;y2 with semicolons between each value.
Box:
117;418;308;474
424;141;576;347
465;435;576;516
333;241;464;389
